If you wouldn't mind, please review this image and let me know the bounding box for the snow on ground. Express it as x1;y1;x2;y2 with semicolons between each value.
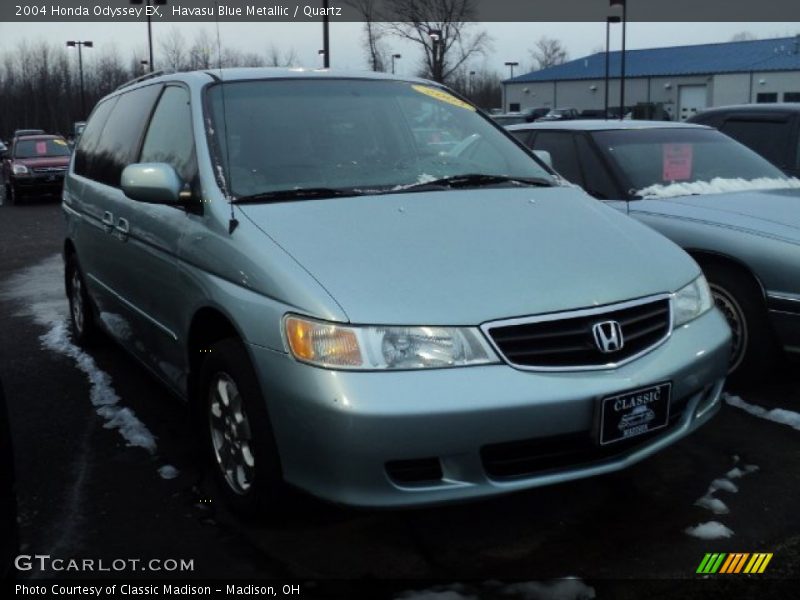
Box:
685;521;735;540
694;494;729;515
636;176;800;199
0;254;157;454
724;394;800;432
394;579;595;600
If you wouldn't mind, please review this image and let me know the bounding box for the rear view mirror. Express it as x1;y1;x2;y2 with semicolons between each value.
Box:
121;163;183;205
534;150;553;169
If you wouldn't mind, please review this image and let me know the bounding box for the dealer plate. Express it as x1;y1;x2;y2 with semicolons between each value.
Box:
598;382;671;446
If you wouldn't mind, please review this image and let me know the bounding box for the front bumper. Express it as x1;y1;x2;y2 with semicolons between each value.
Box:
767;292;800;353
249;308;731;508
11;173;66;195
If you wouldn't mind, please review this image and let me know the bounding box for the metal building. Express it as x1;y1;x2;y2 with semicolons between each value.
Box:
502;36;800;120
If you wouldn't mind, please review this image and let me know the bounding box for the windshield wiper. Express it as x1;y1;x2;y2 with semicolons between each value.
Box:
232;187;364;204
392;173;555;193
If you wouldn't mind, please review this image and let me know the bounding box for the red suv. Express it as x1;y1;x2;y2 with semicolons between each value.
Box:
2;134;71;204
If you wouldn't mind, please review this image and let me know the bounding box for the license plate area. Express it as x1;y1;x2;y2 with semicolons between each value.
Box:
598;382;671;446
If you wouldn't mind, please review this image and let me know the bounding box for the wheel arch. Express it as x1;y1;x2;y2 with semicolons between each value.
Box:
685;249;767;302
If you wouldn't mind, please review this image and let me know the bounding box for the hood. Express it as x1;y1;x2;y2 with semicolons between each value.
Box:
14;156;70;168
635;188;800;243
239;187;698;324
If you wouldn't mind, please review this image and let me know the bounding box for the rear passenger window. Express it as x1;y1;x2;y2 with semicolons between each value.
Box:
720;118;791;169
74;98;117;179
139;86;197;184
90;84;163;187
509;130;532;146
531;131;583;186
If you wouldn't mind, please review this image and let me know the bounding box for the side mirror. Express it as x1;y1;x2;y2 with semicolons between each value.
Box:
121;163;183;205
533;150;553;169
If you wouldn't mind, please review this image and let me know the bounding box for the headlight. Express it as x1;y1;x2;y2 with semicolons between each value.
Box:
673;275;713;327
284;315;499;370
12;163;29;175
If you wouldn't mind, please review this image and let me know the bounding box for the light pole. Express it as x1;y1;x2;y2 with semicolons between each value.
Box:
130;0;167;73
391;53;401;75
605;15;620;119
469;70;476;97
610;0;627;119
322;0;330;68
66;40;93;118
504;61;519;79
318;49;326;68
428;29;442;82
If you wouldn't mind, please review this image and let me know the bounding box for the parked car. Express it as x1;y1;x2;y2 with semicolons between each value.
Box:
0;378;18;578
537;107;581;121
689;103;800;177
508;120;800;380
64;69;730;515
1;134;71;204
12;128;45;138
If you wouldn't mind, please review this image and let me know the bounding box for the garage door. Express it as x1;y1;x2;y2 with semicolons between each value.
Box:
678;85;707;121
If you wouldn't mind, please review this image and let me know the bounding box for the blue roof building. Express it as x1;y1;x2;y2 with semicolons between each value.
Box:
502;36;800;120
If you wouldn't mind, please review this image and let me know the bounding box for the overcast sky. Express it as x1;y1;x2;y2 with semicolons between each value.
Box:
0;21;797;76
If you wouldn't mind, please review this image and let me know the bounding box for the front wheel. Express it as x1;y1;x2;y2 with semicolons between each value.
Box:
200;338;285;518
703;262;779;383
65;254;100;346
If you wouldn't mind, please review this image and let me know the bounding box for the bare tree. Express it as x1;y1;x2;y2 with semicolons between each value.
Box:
347;0;390;71
159;27;187;71
730;31;757;42
529;37;569;71
383;0;491;83
187;29;215;70
266;44;298;67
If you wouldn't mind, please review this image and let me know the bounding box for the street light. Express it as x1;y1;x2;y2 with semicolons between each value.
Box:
130;0;168;73
605;15;621;119
609;0;627;120
428;29;442;81
66;40;93;118
504;61;519;79
391;53;401;75
322;0;330;68
318;49;326;68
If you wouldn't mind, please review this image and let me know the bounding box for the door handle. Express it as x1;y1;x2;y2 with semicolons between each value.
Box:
115;217;130;241
102;211;114;233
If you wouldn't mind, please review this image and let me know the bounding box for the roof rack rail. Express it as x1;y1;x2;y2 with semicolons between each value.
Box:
115;70;168;92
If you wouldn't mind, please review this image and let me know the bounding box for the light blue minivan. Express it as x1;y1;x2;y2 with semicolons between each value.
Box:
63;69;730;515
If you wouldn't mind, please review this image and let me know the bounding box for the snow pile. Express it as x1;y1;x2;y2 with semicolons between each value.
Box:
395;580;595;600
685;521;735;540
694;495;729;515
637;176;800;199
158;465;180;480
0;255;157;454
724;394;800;432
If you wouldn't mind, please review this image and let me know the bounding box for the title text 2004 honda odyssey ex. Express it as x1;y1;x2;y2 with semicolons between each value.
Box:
62;69;731;515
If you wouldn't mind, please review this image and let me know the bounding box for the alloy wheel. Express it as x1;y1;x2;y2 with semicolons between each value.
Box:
208;373;256;495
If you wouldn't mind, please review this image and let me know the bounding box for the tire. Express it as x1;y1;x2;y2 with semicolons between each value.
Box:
65;254;100;346
702;261;780;384
6;183;17;206
199;338;285;518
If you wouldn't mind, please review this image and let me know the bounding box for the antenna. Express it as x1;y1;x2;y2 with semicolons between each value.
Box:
214;1;238;234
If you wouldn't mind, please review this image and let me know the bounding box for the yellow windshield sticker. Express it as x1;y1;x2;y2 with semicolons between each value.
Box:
412;85;476;111
53;139;68;146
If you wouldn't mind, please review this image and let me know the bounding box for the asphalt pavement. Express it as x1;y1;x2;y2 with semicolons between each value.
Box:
1;193;798;597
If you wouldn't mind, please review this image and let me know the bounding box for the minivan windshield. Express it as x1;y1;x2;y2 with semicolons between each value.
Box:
591;127;799;198
205;78;554;199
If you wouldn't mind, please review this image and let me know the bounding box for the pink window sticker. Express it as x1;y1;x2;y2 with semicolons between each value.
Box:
35;141;47;155
662;143;693;181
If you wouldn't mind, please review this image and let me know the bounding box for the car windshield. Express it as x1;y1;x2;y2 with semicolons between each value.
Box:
205;78;554;198
591;127;799;198
14;138;71;158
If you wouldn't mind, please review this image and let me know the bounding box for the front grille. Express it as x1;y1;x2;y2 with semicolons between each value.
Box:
485;297;671;370
481;394;689;480
33;166;67;174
